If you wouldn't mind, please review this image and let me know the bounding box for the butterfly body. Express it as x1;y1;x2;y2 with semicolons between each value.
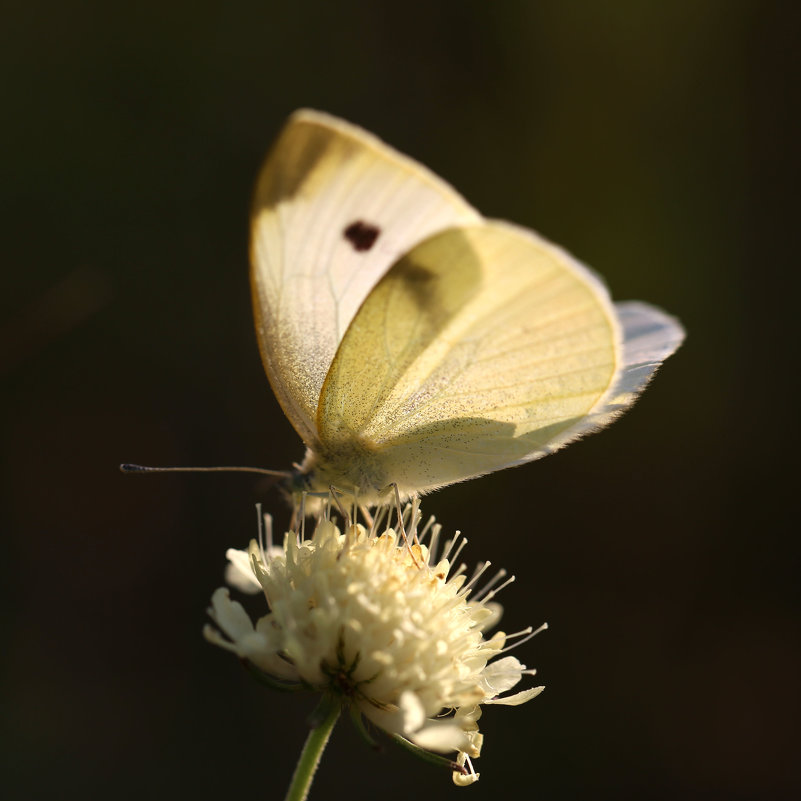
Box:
252;110;684;508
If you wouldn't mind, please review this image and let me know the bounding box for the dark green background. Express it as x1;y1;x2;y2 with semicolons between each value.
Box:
3;1;799;799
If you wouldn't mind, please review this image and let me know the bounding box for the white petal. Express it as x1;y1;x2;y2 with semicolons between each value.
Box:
466;731;484;758
398;690;426;732
479;655;525;695
246;648;300;680
359;703;408;738
453;704;482;730
475;601;503;632
208;588;254;640
237;632;299;681
484;685;545;706
410;720;470;753
238;630;272;657
224;548;262;594
202;624;239;653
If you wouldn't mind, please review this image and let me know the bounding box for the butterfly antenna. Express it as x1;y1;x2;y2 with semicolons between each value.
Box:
121;463;290;477
120;464;290;495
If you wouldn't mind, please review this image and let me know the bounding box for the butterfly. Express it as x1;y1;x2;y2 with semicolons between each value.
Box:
252;109;684;507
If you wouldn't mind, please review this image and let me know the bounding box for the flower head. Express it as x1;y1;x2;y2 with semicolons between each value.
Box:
204;502;545;785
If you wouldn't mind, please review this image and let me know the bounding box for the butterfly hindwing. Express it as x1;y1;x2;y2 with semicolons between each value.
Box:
315;221;622;495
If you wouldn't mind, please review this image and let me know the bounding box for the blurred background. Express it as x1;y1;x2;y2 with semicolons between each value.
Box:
3;1;800;799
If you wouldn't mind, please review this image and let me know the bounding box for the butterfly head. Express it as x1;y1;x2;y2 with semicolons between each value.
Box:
282;445;406;514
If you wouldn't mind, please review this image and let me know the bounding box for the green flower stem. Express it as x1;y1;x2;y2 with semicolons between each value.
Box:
283;697;342;801
392;733;464;774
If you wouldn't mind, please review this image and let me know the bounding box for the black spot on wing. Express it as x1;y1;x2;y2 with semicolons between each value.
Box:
344;220;381;252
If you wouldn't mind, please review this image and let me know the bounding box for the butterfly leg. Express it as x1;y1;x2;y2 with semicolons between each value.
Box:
327;485;352;529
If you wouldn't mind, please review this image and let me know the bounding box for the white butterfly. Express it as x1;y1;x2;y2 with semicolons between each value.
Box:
249;109;684;507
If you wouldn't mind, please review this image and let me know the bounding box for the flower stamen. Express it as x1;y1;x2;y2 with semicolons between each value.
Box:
472;567;508;601
479;574;516;604
498;622;549;655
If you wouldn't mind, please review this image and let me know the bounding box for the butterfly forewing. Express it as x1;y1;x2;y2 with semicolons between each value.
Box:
250;109;481;447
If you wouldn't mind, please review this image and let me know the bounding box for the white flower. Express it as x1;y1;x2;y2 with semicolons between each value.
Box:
205;503;545;785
